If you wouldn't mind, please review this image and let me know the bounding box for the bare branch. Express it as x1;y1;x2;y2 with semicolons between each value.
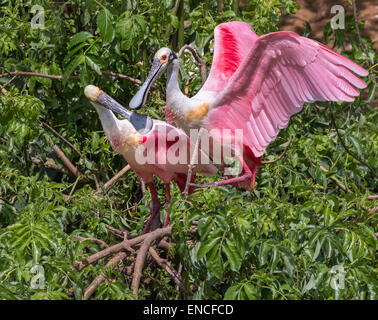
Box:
75;236;109;250
0;70;150;88
178;45;207;85
101;164;131;193
131;226;172;297
73;226;172;272
320;165;352;193
39;121;82;156
184;128;204;195
83;252;127;300
53;145;83;178
261;134;294;165
148;247;187;294
368;206;378;214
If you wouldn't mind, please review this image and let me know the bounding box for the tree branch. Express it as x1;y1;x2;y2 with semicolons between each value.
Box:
184;128;204;195
53;145;83;179
352;0;369;57
329;104;377;179
0;70;158;89
261;134;294;165
131;226;172;297
39;121;82;156
75;236;109;250
101;164;131;193
178;45;207;85
83;251;127;300
148;247;187;294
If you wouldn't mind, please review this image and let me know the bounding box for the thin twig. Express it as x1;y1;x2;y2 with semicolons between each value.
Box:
175;263;183;298
0;70;150;88
352;0;369;57
104;224;128;239
178;45;207;85
2;75;17;88
75;236;108;250
320;165;352;193
329;104;378;179
101;164;131;193
184;128;204;195
261;134;294;165
39;121;82;156
83;252;127;300
53;145;83;178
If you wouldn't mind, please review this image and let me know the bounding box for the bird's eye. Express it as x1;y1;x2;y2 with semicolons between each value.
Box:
161;55;167;60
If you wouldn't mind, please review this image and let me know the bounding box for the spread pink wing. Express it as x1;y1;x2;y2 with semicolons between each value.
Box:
196;21;259;95
207;31;368;157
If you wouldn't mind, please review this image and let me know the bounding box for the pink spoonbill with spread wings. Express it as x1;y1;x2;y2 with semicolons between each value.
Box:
128;21;369;191
84;85;217;233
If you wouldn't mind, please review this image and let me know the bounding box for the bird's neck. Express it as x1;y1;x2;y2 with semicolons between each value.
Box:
166;59;186;107
92;103;125;151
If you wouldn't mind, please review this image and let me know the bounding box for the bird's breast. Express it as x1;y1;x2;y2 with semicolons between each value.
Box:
118;133;142;155
184;102;210;122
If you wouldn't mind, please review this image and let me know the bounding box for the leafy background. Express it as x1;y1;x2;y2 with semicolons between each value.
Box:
0;0;376;300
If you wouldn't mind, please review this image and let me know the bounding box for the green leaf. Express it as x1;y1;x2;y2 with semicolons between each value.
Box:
197;236;220;260
116;18;133;39
206;246;223;280
69;31;93;49
86;56;102;75
169;13;179;29
366;83;376;103
224;284;239;300
62;55;85;85
97;9;114;43
223;238;242;272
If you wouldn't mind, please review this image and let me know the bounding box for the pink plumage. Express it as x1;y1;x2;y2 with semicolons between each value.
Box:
201;25;368;159
129;119;216;193
137;21;368;191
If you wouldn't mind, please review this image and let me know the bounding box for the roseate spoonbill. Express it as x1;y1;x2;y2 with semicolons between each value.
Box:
129;21;368;191
84;85;217;233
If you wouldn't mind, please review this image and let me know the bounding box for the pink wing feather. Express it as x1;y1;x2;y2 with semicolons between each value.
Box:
199;21;259;93
207;31;368;157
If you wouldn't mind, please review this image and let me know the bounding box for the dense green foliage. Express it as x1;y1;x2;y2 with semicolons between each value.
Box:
0;0;376;300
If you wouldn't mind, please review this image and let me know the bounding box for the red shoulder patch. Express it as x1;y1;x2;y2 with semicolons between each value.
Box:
218;25;241;77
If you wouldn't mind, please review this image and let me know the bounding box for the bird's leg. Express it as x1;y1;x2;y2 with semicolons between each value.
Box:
163;183;171;227
190;157;253;189
142;182;161;234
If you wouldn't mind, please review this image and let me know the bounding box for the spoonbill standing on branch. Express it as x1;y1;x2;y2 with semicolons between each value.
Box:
84;85;217;233
129;21;369;191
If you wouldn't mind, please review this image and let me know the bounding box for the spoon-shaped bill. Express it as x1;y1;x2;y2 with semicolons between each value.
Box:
84;85;153;134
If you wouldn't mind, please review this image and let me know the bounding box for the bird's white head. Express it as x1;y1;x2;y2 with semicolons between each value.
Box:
129;47;178;110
